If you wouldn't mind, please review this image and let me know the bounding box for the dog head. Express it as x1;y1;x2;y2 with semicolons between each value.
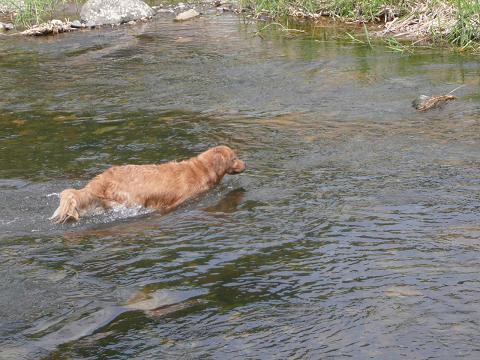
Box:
201;145;246;176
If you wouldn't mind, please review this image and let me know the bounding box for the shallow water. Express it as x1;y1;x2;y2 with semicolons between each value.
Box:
1;11;480;359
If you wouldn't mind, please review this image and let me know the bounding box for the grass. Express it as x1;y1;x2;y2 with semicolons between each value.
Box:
0;0;77;27
240;0;480;48
345;23;373;48
344;23;425;52
240;0;411;21
324;0;405;21
254;21;306;37
385;36;415;52
448;0;480;47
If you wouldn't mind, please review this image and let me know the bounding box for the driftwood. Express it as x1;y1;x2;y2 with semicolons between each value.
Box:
21;19;76;36
413;94;456;112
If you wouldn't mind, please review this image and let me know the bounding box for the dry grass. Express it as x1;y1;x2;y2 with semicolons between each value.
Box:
413;94;456;111
377;1;455;41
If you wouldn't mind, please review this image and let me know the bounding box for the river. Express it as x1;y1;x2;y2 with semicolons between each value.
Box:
1;11;480;359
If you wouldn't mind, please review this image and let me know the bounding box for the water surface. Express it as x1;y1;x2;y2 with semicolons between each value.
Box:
1;12;480;359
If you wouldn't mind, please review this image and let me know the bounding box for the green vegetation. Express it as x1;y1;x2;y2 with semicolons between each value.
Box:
240;0;480;48
448;0;480;47
0;0;78;27
241;0;409;20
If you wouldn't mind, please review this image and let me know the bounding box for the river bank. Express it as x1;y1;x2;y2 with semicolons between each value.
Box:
239;0;480;49
0;0;237;35
1;0;479;51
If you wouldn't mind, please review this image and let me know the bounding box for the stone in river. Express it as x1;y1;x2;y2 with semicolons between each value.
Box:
175;9;200;21
70;20;84;28
80;0;154;26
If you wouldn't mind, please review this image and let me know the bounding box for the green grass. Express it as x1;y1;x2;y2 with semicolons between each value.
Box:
0;0;79;27
240;0;412;21
385;36;415;52
448;0;480;47
325;0;406;21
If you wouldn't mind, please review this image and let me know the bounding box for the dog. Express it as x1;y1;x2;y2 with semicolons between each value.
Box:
50;146;246;224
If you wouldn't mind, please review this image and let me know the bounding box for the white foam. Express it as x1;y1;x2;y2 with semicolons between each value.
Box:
100;203;155;222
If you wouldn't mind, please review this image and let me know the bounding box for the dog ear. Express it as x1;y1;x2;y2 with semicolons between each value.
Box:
213;154;226;175
210;148;228;175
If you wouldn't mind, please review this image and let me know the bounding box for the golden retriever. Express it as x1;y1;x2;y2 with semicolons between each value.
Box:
50;145;246;223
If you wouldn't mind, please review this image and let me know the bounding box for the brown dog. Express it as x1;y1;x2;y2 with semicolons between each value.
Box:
50;146;246;223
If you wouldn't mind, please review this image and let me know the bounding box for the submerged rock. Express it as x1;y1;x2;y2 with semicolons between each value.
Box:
80;0;154;26
175;2;186;10
384;286;422;298
70;20;84;28
0;22;14;31
175;9;200;21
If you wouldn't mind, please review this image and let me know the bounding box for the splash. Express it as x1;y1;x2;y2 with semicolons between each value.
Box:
99;203;155;223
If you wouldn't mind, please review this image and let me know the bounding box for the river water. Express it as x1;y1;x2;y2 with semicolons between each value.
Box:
1;11;480;359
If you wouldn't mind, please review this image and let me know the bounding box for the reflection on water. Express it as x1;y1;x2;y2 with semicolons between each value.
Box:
1;12;480;360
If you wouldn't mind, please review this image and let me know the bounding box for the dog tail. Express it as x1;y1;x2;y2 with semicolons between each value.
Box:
50;188;92;224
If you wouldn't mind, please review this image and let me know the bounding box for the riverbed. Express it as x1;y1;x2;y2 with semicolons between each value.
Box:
1;12;480;359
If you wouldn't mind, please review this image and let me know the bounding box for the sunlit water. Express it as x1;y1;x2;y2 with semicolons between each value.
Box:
1;10;480;359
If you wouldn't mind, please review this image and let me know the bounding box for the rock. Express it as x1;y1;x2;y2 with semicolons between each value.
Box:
1;22;14;30
21;20;75;36
70;20;84;28
85;20;96;28
412;95;429;109
217;6;232;12
175;9;199;21
214;0;230;6
80;0;154;26
50;19;64;27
